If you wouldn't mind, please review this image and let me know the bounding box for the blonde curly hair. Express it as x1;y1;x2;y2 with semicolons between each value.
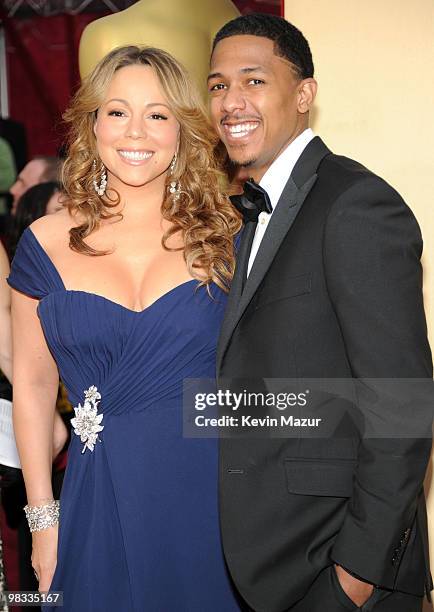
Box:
62;46;241;291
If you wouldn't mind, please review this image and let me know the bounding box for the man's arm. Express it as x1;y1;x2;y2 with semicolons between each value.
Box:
323;175;433;591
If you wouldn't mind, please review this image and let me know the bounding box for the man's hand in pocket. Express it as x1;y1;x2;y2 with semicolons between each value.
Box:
334;564;374;607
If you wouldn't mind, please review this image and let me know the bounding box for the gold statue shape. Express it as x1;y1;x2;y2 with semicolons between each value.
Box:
79;0;240;97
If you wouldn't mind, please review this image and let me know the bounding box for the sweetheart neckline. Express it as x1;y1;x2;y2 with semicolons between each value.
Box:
26;227;199;314
41;281;198;315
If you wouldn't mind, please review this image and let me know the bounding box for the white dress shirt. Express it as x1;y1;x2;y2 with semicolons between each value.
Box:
247;128;315;276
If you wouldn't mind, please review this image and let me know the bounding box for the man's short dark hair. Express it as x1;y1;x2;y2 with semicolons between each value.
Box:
212;13;314;80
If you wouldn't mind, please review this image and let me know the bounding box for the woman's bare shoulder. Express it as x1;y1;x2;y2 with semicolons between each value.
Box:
29;208;81;253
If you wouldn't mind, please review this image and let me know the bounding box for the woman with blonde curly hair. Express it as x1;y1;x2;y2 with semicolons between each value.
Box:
7;46;242;611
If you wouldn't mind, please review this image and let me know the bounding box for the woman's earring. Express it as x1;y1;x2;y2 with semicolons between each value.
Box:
169;152;181;200
92;159;107;196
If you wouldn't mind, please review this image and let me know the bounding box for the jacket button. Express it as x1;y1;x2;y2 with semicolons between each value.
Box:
391;547;401;565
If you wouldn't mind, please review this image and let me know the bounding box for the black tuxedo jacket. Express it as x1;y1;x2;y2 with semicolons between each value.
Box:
216;137;433;612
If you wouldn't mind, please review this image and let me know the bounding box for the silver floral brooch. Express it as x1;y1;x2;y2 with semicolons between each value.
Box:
71;386;104;454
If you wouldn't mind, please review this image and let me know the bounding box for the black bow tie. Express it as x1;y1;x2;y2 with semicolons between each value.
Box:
229;179;272;223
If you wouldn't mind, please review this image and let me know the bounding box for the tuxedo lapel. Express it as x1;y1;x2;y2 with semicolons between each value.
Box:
216;221;256;369
217;137;331;373
236;174;314;318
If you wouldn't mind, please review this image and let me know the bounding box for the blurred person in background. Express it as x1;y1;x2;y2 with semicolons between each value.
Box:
45;189;63;216
0;138;16;216
0;244;12;384
8;182;62;259
9;157;61;216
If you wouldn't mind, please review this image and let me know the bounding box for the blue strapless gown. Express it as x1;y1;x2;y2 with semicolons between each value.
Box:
8;228;242;612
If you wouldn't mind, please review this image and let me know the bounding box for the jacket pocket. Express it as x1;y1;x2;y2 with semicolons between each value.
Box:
284;457;356;497
255;273;311;310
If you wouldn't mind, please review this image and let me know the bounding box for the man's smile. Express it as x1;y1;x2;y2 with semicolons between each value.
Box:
221;119;261;144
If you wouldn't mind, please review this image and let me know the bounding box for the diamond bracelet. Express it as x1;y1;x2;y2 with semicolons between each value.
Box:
24;499;60;532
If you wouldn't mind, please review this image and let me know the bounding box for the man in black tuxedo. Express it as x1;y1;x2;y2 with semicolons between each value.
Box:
208;14;433;612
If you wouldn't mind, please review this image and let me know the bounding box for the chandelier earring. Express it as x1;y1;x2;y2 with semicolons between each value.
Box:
169;152;181;200
92;159;107;196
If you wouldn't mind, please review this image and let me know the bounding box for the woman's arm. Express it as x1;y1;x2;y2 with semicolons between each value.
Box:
0;242;12;383
11;288;59;504
11;288;61;591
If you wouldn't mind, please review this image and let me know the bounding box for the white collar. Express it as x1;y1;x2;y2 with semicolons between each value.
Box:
259;128;315;210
